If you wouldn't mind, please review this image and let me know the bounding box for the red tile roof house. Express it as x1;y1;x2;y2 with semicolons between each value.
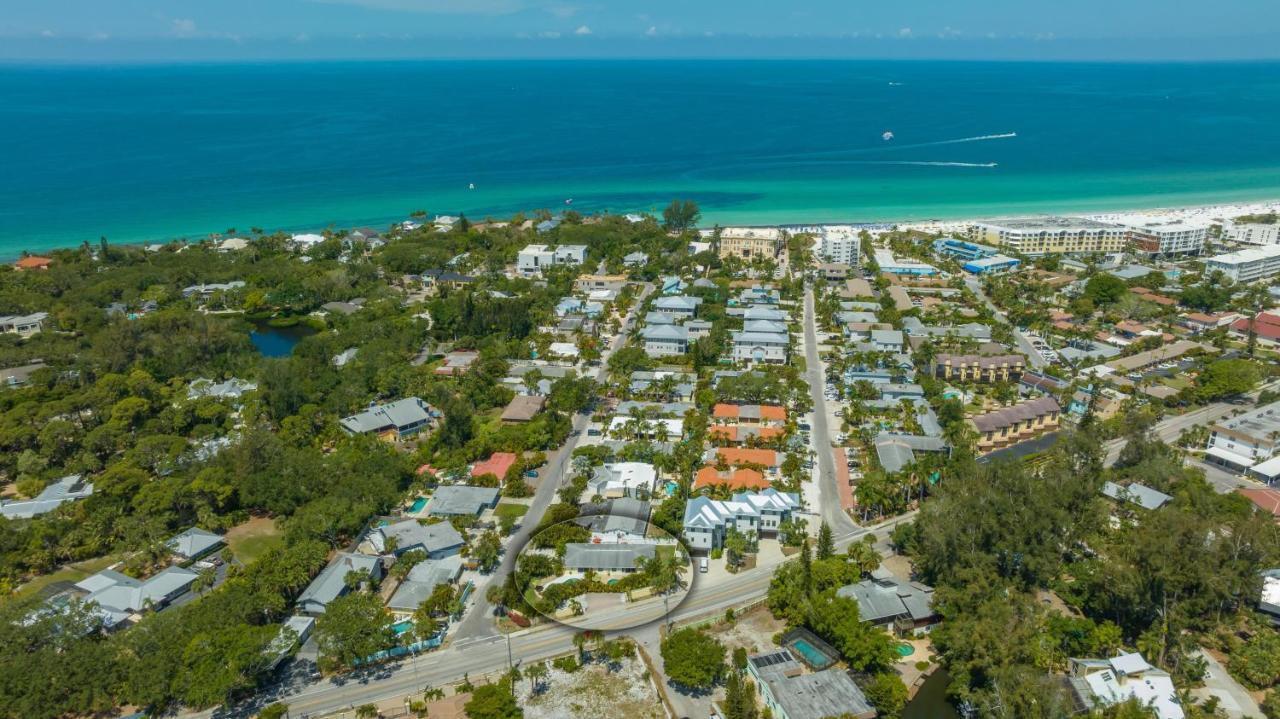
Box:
14;256;52;271
471;452;518;482
1239;487;1280;522
1129;287;1177;307
693;466;771;491
712;403;787;426
1230;311;1280;347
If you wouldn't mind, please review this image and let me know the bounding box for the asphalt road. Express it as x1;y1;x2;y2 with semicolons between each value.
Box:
1101;383;1276;468
963;276;1047;369
454;283;654;640
803;284;860;536
190;515;911;719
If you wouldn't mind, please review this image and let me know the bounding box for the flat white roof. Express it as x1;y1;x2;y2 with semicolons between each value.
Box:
1207;244;1280;266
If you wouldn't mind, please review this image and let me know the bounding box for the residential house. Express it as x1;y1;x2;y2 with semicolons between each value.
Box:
14;256;52;271
321;298;366;316
500;395;546;423
574;274;628;292
587;462;658;499
1067;653;1185;719
0;360;47;389
623;251;648;267
517;244;586;275
816;263;850;281
386;556;464;617
74;566;199;617
682;488;799;551
747;650;876;719
0;474;94;520
653;295;702;319
1101;481;1172;511
712;403;787;426
434;350;480;376
837;568;938;635
181;281;246;300
187;377;257;401
369;519;464;558
732;330;790;365
608;415;684;442
1230;311;1280;348
867;329;904;353
165;528;225;561
576;498;651;543
0;312;49;337
641;324;690;357
426;485;500;518
296;553;383;615
874;433;950;474
340;397;433;438
562;544;656;573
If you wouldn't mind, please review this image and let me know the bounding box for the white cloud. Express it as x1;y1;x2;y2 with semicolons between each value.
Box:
897;27;913;38
171;19;197;38
310;0;523;14
574;25;591;35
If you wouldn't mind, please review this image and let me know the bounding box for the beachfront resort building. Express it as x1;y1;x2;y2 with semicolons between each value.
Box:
932;237;1000;261
873;249;938;276
968;217;1128;255
339;397;433;439
813;227;861;265
1223;221;1280;246
1205;244;1280;284
718;227;784;260
1126;217;1209;255
517;244;587;275
682;488;799;552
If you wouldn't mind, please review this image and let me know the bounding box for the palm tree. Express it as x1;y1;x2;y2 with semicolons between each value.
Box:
526;661;548;695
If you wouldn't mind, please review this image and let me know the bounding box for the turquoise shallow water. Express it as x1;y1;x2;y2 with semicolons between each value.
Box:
1;60;1279;254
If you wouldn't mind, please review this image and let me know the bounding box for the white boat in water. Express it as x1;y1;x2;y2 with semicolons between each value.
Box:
882;131;895;141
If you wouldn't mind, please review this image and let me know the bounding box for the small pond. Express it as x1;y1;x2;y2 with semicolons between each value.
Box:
903;669;962;719
249;320;317;357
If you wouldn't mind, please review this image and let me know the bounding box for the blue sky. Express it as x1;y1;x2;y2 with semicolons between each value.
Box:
3;0;1279;61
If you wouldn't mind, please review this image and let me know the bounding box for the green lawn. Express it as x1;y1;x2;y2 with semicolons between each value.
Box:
495;503;529;520
16;554;120;600
226;517;284;565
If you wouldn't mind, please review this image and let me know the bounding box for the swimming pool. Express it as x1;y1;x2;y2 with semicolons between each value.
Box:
665;482;679;496
391;620;414;636
409;496;427;513
897;643;915;657
790;639;835;669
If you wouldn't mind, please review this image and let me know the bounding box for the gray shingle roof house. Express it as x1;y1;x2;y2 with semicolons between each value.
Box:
836;568;938;634
576;497;651;539
370;520;464;558
562;543;656;572
187;377;258;401
297;553;382;615
623;251;649;266
386;556;464;614
0;474;94;519
1101;481;1172;511
426;485;500;517
873;433;950;474
165;527;225;560
339;397;432;437
747;650;876;719
75;566;200;615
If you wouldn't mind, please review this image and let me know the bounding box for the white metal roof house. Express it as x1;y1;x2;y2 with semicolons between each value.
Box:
369;519;464;559
0;474;94;520
1067;653;1185;719
75;566;199;615
682;489;798;552
587;462;658;499
165;527;226;561
836;568;938;634
641;324;689;358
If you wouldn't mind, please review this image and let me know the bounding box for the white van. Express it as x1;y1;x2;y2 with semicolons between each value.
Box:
699;557;709;573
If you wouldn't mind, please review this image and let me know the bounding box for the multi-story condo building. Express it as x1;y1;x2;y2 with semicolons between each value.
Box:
932;237;1000;261
718;227;784;261
1126;217;1209;255
1206;400;1280;470
968;396;1061;452
1223;221;1280;246
640;324;690;357
682;488;799;552
1205;244;1280;283
968;217;1128;255
929;353;1025;383
814;227;861;265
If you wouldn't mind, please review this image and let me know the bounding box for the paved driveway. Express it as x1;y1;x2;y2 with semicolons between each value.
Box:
1193;648;1261;719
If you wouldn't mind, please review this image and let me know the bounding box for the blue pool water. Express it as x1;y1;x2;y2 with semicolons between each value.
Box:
409;497;428;513
391;620;414;636
790;639;835;669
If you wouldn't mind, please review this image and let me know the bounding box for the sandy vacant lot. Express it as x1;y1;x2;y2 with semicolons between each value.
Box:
516;653;664;719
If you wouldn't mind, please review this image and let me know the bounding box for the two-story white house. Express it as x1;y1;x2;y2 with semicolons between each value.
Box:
732;330;789;365
517;244;587;275
682;488;799;552
641;324;689;357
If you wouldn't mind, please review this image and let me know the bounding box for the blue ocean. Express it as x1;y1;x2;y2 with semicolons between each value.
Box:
1;60;1279;254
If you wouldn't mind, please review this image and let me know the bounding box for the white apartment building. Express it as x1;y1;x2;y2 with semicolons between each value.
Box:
969;217;1128;255
1127;217;1209;255
1206;400;1280;469
516;244;587;275
1205;244;1280;283
682;489;799;552
1224;221;1280;246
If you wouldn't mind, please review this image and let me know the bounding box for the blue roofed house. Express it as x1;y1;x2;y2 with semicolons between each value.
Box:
660;276;687;294
340;397;433;439
297;553;383;615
